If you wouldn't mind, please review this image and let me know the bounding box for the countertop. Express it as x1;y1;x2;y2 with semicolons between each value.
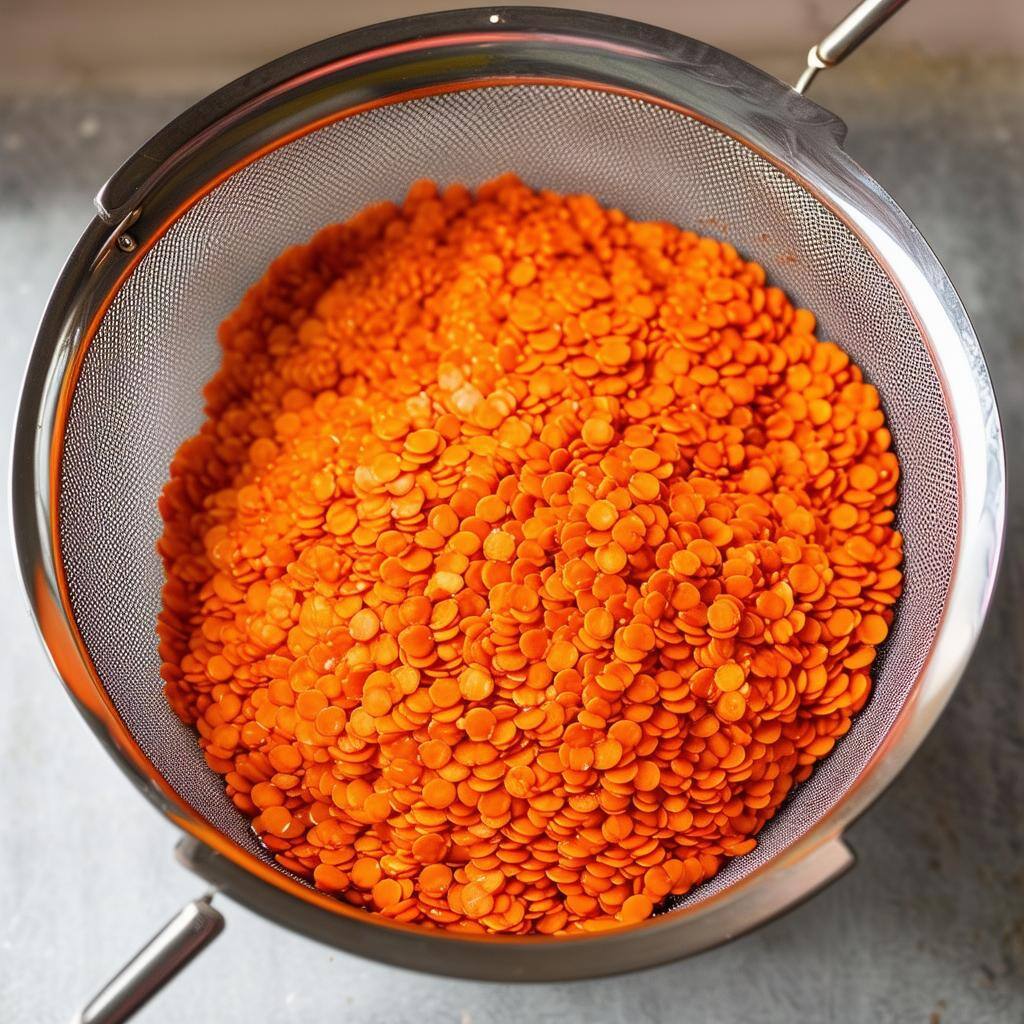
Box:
1;53;1021;1024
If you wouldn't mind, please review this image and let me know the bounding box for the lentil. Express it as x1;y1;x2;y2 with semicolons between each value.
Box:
160;175;903;935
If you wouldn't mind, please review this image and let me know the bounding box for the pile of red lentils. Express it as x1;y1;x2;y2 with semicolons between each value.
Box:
159;175;902;934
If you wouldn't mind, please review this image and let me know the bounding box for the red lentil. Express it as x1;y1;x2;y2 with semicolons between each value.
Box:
159;175;903;935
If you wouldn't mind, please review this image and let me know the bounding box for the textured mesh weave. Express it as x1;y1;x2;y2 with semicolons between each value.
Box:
58;85;958;909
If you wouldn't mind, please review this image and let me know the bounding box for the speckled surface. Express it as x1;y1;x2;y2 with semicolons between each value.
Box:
1;53;1021;1024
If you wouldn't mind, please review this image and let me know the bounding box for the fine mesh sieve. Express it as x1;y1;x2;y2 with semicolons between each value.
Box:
12;5;1005;1017
60;82;956;900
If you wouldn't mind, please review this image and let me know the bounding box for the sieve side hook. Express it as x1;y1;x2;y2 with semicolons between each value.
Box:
795;0;911;94
72;894;224;1024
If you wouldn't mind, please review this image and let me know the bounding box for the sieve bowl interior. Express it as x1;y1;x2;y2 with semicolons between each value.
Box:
55;81;958;928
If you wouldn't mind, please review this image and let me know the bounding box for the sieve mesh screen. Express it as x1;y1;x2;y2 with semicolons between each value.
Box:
57;84;957;912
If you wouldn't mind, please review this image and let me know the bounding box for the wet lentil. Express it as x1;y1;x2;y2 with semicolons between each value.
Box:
160;175;903;935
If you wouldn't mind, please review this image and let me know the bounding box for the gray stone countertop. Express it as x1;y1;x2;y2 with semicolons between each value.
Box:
0;53;1021;1024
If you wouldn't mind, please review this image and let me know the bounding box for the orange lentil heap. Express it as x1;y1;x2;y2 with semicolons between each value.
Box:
159;174;902;934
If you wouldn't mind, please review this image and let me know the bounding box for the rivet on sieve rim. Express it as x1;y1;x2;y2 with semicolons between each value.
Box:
116;233;138;253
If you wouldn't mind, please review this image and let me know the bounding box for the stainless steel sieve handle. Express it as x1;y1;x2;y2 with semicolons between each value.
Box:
73;895;224;1024
795;0;911;94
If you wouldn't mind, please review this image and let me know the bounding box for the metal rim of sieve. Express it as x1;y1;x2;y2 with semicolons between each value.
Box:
11;6;1005;981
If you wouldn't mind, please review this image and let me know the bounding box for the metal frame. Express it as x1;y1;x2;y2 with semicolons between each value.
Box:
11;6;1005;981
